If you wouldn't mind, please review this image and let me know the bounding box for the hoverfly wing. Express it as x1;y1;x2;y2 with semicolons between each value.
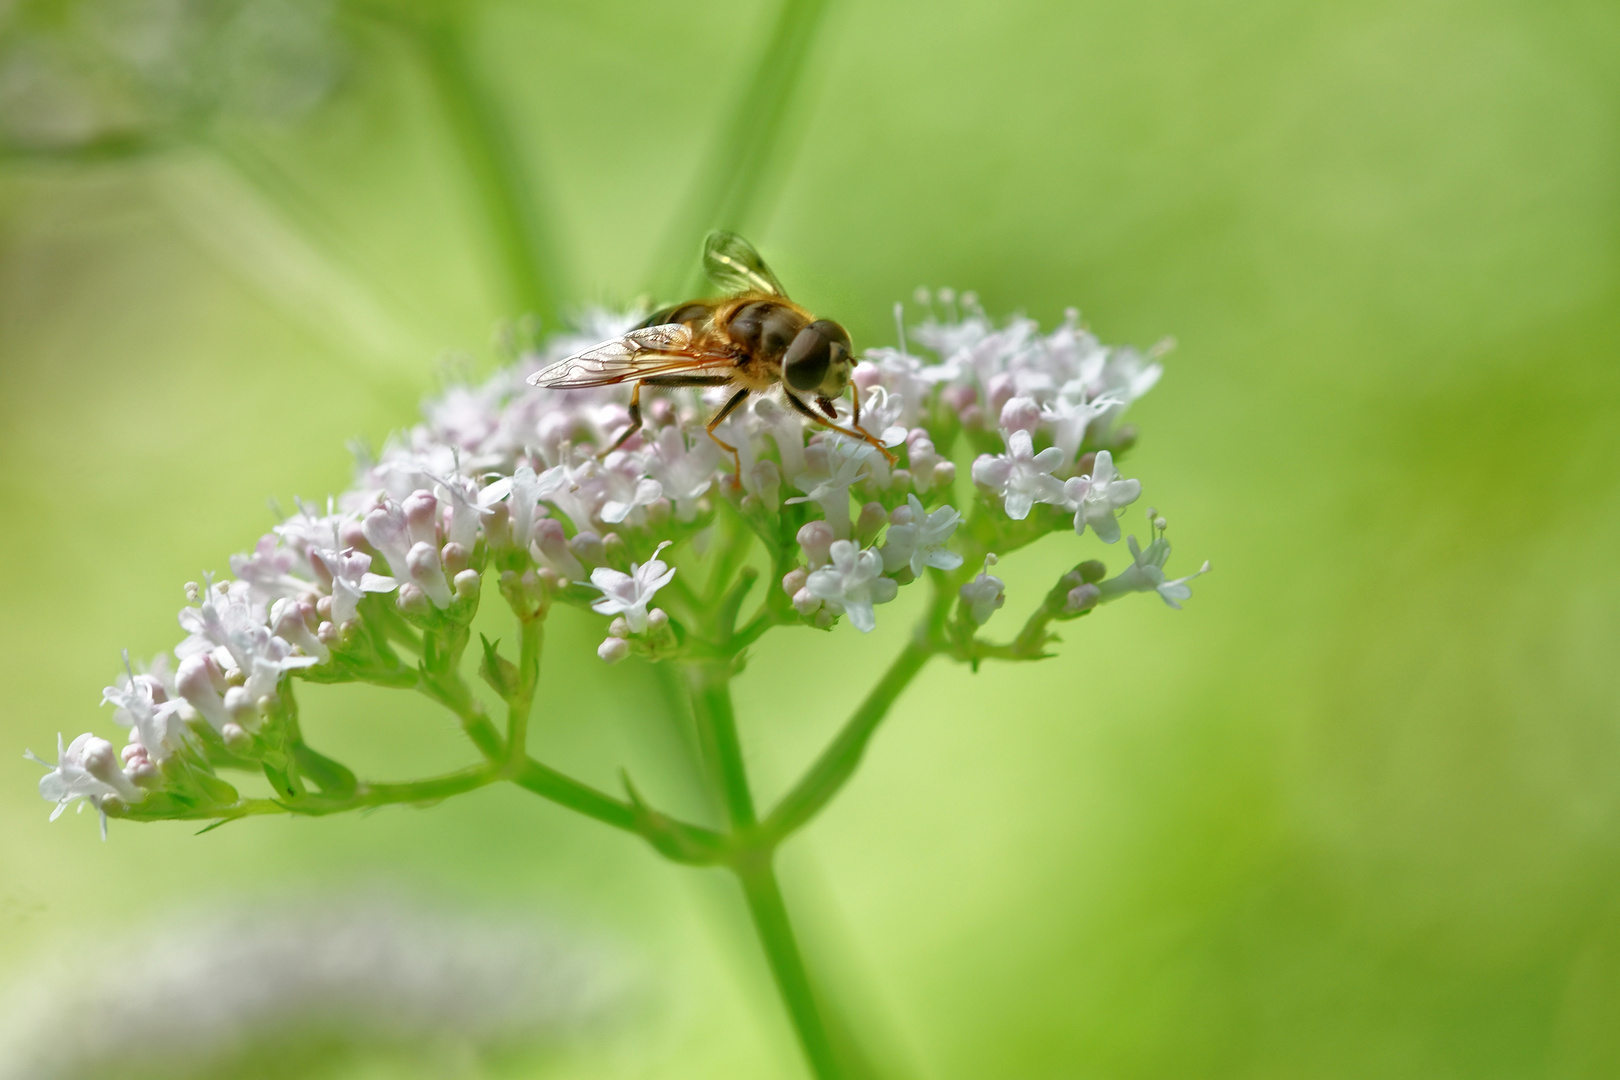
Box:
526;324;735;388
703;231;787;297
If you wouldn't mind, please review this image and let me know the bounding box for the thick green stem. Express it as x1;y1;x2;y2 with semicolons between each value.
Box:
688;664;756;829
509;757;638;832
415;15;560;325
736;857;843;1080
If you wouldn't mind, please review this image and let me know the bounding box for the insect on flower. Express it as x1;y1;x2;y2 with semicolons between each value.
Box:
527;231;896;475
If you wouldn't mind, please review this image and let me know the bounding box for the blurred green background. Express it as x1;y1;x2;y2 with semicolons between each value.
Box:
3;0;1619;1076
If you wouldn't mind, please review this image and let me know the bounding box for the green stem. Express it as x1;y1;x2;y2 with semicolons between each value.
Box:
736;857;843;1080
414;14;561;325
506;616;543;762
653;0;835;296
688;664;756;829
507;757;637;834
288;763;499;815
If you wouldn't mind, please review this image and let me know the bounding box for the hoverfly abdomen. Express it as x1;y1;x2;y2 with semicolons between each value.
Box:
636;302;713;331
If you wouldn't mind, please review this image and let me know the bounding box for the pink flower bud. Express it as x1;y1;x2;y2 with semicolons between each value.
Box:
797;520;835;569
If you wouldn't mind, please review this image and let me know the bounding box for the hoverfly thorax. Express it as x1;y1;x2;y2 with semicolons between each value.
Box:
782;319;854;398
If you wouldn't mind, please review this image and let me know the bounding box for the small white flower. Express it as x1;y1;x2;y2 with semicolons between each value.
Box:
229;534;310;608
587;541;677;634
648;426;718;521
1062;450;1141;543
959;556;1006;625
1097;534;1210;609
314;547;398;624
786;439;875;538
477;462;569;548
102;653;188;762
363;499;452;607
26;732;144;835
805;540;897;633
971;429;1068;520
881;495;964;576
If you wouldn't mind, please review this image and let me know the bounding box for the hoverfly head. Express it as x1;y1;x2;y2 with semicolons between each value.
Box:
783;319;854;398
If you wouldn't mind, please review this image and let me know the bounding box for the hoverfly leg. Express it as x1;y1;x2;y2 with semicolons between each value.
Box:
785;393;899;467
603;382;644;458
705;387;752;482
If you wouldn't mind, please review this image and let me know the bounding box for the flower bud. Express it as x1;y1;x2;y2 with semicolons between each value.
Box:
999;396;1042;434
340;519;368;551
1078;559;1107;584
792;588;822;616
855;502;887;546
607;617;631;639
317;621;339;646
403;490;440;547
532;519;585;580
959;562;1006;626
441;542;470;576
453;569;481;600
315;595;334;620
781;567;809;597
797;520;835;569
396;582;431;616
647;608;670;632
985;373;1016;419
1064;583;1101;614
483;502;513;549
220;722;253;754
597;637;630;665
941;384;977;414
933;461;956;487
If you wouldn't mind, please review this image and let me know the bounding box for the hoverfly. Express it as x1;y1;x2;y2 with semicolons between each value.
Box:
526;231;893;474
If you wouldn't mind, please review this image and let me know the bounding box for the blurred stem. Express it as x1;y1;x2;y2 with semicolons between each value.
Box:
414;14;561;326
737;857;844;1080
653;0;834;297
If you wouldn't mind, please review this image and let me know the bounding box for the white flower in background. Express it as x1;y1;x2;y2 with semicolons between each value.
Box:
971;429;1068;520
588;542;676;635
806;540;896;633
1097;533;1210;609
1063;451;1141;543
25;732;144;836
881;495;964;576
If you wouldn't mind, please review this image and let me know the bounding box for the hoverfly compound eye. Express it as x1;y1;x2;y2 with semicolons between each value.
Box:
783;326;832;392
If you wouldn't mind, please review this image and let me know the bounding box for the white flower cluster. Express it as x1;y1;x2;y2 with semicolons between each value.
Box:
27;296;1207;832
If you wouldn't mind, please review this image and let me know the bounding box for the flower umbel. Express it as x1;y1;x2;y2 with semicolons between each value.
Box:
22;280;1207;1080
